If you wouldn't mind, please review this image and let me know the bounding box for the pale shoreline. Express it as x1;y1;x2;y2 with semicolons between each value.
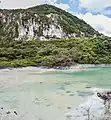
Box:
0;65;110;120
59;88;111;120
0;64;111;71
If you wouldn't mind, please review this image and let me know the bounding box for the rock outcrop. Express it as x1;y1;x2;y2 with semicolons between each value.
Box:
0;4;100;40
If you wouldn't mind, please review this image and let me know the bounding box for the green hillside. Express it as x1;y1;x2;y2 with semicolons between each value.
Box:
0;37;111;68
0;4;100;40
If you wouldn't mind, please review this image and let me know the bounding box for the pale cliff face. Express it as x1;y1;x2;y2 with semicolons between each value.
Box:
0;11;79;40
0;12;76;40
0;5;100;40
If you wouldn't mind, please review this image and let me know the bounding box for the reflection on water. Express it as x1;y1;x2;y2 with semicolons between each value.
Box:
0;67;110;120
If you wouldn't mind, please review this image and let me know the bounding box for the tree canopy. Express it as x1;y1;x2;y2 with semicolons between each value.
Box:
0;37;111;68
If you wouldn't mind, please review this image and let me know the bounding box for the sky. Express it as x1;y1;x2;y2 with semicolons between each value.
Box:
0;0;111;36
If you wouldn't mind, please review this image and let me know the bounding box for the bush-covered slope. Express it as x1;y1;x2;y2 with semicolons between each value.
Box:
0;37;111;68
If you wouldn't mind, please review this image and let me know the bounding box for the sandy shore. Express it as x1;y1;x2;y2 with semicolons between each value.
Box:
0;64;111;70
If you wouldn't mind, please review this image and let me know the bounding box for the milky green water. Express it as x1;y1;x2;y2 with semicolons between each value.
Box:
0;67;111;120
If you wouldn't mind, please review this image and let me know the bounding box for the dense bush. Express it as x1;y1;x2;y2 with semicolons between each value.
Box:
0;37;111;67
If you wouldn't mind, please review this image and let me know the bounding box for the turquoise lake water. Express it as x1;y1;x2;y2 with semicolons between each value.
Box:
0;67;111;120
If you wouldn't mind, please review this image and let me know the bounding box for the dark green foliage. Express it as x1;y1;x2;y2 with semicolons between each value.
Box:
0;37;111;67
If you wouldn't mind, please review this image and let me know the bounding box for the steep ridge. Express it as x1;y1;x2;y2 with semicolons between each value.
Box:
0;4;100;40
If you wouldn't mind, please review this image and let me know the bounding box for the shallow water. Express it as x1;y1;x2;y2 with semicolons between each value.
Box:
0;67;111;120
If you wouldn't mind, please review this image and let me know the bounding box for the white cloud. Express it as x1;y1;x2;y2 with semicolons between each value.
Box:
0;0;58;9
0;0;44;9
79;0;111;12
54;3;70;11
77;13;111;36
0;0;69;11
45;0;57;4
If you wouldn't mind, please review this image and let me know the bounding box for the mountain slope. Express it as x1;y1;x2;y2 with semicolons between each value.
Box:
0;4;100;40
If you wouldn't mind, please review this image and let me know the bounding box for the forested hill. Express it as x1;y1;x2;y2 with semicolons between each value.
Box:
0;4;110;68
0;4;100;40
